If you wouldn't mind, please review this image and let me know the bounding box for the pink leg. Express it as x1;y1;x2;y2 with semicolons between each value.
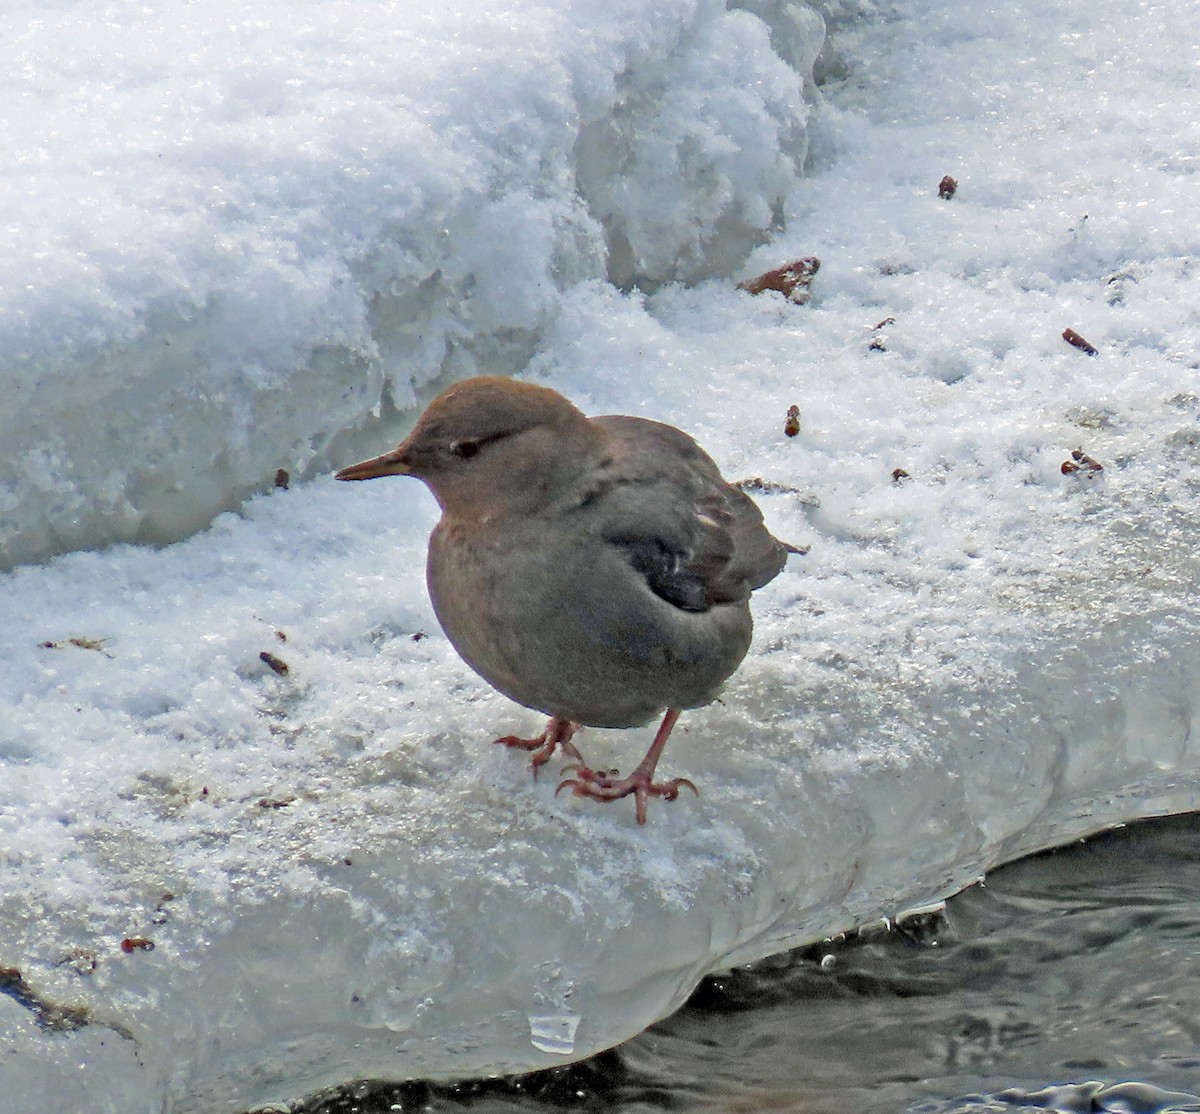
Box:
494;716;584;779
556;709;698;824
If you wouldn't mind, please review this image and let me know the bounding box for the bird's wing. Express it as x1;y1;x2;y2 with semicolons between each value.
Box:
570;415;790;612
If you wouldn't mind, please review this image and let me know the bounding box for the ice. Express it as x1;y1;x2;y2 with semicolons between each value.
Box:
528;1014;581;1056
4;447;1197;1112
0;0;814;570
4;0;1200;1110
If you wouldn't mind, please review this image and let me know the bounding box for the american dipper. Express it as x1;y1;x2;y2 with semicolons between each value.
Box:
336;376;793;823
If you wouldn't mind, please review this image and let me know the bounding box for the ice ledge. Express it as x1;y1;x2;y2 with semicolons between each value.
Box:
1;468;1197;1112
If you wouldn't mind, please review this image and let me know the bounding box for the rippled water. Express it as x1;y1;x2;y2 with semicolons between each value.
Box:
298;814;1200;1114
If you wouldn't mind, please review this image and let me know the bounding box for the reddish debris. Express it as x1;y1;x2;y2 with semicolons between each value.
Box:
1061;449;1104;475
738;257;821;304
1062;328;1098;356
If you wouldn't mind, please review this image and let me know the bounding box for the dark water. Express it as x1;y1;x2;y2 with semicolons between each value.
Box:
299;814;1200;1114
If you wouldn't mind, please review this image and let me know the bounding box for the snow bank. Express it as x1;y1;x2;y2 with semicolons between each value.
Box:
0;0;819;570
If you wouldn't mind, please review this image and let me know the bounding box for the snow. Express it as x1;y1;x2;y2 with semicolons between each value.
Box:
2;0;1200;1110
0;0;812;569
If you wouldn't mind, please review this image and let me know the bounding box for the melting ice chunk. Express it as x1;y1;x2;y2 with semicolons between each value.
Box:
528;1014;580;1055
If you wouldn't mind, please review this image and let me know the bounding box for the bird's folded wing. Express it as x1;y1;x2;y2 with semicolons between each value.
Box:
571;416;790;611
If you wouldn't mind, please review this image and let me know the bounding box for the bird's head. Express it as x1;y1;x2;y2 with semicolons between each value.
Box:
335;376;602;518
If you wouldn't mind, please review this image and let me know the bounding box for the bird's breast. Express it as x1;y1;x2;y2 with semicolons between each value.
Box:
425;516;752;728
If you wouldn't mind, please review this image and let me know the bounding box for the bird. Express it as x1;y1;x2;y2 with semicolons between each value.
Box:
335;376;795;823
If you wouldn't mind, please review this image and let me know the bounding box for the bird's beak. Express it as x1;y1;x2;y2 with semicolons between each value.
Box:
334;445;413;481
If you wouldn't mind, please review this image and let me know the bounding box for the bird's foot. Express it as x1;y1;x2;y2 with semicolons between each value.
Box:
556;764;698;825
494;716;583;780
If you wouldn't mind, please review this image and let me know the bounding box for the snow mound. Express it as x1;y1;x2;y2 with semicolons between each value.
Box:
0;0;819;570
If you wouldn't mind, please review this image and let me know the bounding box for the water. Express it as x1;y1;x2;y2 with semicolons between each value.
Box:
296;814;1200;1114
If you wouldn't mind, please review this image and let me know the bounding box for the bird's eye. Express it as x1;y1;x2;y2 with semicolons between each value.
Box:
450;439;481;460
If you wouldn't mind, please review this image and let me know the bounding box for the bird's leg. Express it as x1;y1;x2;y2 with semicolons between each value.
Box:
494;716;583;779
556;709;698;824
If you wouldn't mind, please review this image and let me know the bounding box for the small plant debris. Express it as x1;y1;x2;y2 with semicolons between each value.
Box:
733;477;803;496
53;949;98;977
1061;449;1104;475
411;630;427;642
275;630;287;642
938;175;958;199
870;317;896;351
1062;327;1098;356
120;937;155;954
150;893;176;926
892;468;911;484
274;469;290;489
784;404;802;437
0;967;93;1032
257;797;294;810
738;257;821;304
1105;267;1138;306
259;651;289;675
39;636;114;657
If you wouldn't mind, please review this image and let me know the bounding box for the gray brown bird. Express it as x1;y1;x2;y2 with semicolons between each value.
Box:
336;376;793;823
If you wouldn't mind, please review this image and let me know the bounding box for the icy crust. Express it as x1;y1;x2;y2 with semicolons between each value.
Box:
0;0;816;570
1;276;1199;1111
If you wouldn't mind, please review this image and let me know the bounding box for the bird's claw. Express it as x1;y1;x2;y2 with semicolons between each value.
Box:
555;767;699;824
494;718;583;779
